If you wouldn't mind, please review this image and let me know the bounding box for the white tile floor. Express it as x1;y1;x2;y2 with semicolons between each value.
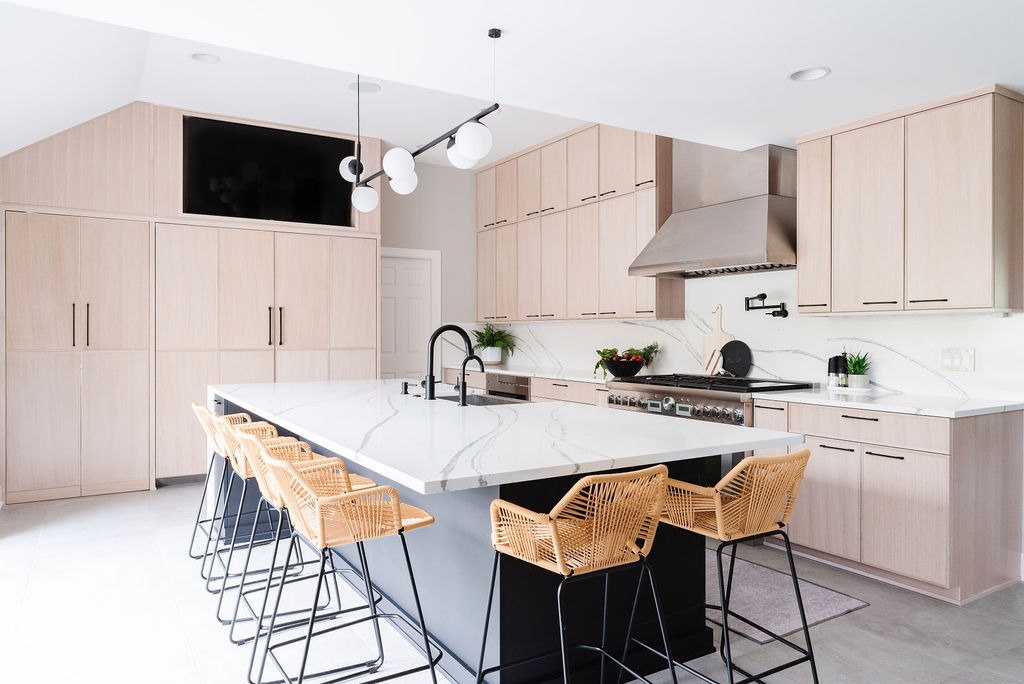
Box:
2;483;1023;683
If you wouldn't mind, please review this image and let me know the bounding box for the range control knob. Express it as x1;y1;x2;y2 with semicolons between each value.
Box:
692;404;703;417
722;408;733;421
733;409;745;423
662;396;676;412
712;406;722;419
702;405;713;417
628;397;638;407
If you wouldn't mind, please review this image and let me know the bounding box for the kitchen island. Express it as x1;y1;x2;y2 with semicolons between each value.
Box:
209;380;804;683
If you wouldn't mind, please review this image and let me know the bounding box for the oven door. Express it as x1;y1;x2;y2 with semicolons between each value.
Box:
486;374;530;401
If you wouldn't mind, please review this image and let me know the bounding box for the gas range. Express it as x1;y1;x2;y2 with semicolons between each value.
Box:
606;374;812;425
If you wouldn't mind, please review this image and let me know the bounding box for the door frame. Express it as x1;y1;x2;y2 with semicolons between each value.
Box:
380;247;442;376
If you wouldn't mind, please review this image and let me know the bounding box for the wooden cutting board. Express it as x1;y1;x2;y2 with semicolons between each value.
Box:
702;305;735;370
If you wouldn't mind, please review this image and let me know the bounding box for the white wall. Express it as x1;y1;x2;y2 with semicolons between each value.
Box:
380;162;476;324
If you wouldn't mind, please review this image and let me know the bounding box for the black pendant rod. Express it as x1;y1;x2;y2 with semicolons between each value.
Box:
356;102;500;187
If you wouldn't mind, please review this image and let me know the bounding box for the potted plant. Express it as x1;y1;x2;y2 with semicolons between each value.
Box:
846;351;871;390
472;323;516;365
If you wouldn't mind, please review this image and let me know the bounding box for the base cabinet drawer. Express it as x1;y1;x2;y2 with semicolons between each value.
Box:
531;378;600;405
789;403;950;454
861;444;950;587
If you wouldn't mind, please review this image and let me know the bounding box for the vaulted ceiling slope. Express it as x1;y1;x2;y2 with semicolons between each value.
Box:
5;0;1024;161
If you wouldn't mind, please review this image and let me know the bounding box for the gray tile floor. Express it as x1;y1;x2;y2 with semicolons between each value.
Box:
1;483;1021;683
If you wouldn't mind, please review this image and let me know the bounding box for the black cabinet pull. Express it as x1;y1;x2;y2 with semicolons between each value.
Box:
580;312;597;316
635;310;654;314
540;313;556;317
599;190;616;196
756;405;785;411
542;207;555;212
799;303;829;308
841;414;878;422
483;316;495;320
866;450;904;461
72;303;76;347
820;443;856;452
495;316;508;319
862;300;898;305
279;307;284;345
525;314;540;318
483;222;495;228
599;311;616;315
526;211;539;216
86;303;90;347
635;179;655;187
553;383;568;388
496;219;508;225
268;306;273;345
581;195;597;202
908;298;949;304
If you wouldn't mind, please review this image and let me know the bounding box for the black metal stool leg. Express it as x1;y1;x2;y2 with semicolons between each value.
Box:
716;543;736;684
200;464;231;580
643;561;679;684
208;477;249;593
357;543;384;670
556;577;572;684
217;493;263;623
253;535;297;684
399;531;438;684
294;550;329;684
475;551;500;684
187;455;217;559
781;531;819;683
234;503;284;647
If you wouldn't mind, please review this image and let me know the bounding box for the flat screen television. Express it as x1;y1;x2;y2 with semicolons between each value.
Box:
183;116;354;226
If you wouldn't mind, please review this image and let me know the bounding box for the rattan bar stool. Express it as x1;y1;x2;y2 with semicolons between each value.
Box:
205;416;296;597
189;404;251;564
475;464;678;684
630;449;818;684
253;454;441;684
229;432;378;649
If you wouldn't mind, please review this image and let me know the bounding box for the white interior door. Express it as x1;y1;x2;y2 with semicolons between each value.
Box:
380;249;440;380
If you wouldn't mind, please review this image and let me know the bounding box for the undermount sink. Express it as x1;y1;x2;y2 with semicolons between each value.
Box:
437;394;524;407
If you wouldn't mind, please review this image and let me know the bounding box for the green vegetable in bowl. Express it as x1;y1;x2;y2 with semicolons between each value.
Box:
594;342;660;377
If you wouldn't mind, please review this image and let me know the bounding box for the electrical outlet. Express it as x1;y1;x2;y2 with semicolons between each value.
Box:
941;348;975;372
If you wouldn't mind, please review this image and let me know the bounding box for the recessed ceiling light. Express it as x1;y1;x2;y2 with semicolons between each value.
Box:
789;66;831;82
191;52;221;64
349;80;382;94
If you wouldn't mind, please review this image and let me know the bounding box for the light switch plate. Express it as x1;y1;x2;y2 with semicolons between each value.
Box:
942;348;975;372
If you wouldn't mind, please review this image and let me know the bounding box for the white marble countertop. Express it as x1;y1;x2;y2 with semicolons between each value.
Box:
753;388;1024;418
210;380;804;495
446;364;608;384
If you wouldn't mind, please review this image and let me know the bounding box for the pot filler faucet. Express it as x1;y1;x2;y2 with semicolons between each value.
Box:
424;324;481;400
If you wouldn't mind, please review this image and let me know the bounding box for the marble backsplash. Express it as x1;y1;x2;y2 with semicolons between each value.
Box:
457;270;1024;402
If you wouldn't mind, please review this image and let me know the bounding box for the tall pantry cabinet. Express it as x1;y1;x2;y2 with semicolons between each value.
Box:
5;211;150;503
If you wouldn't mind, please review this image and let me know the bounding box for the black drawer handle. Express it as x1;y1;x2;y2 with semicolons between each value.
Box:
495;316;508;319
862;300;898;305
756;405;785;411
599;311;616;315
635;310;654;314
541;314;556;317
908;298;949;304
635;179;654;187
525;314;540;318
552;383;568;388
841;414;878;422
866;450;905;460
580;312;597;316
581;195;597;202
820;443;856;452
542;207;555;212
526;211;540;217
799;303;829;308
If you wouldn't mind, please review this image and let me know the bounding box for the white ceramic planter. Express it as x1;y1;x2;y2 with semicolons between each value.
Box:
479;347;502;365
847;374;870;390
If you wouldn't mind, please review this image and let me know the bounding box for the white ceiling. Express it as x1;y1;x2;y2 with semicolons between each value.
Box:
5;0;1024;165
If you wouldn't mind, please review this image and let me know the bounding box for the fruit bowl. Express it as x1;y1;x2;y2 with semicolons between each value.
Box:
601;358;644;378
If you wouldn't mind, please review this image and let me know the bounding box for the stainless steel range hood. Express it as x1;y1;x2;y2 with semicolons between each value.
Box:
629;141;797;278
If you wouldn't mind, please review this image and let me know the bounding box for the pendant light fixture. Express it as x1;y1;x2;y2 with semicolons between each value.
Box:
343;29;503;213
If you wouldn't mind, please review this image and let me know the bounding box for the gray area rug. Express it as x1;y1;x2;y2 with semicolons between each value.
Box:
705;549;868;644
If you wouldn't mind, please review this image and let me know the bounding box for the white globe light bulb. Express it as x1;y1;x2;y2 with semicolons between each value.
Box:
382;147;415;179
338;155;360;182
351;185;379;213
455;121;492;161
389;171;418;195
446;140;476;169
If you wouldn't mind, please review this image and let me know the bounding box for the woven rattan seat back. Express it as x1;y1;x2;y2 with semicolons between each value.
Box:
490;464;668;577
214;418;279;479
662;449;811;542
193;403;249;457
236;432;321;508
262;454;429;551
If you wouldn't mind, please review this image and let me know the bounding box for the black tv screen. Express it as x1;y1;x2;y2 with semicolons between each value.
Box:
183;116;354;226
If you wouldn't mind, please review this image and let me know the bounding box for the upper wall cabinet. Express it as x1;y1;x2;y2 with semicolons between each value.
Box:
567;126;600;208
540;139;568;214
476;159;517;230
598;125;636;200
797;87;1024;315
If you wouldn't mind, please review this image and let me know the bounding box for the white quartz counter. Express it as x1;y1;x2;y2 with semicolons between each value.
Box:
754;388;1024;418
446;365;607;384
211;380;804;495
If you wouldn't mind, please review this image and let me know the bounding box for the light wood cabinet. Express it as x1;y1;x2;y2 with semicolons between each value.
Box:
635;132;658;190
598;125;636;200
477;228;497;321
788;437;861;561
540;213;568;319
566;204;600;318
4;212;151;502
494;223;518;321
831;118;905;312
796;138;832;313
531;378;601;405
567;126;599;208
329;236;377;380
905;95;1023;310
597;193;636;318
156;351;219;478
861;444;949;586
788;403;948;454
476;167;496;230
330;349;378;381
156;224;218;349
275;232;330;350
494;160;517;227
517;149;542;221
751;400;789;456
540;139;568;214
219;228;275;349
516;218;542;319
